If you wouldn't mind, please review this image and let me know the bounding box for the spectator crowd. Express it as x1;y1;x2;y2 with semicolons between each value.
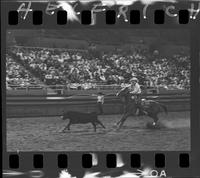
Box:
6;54;38;87
6;46;190;90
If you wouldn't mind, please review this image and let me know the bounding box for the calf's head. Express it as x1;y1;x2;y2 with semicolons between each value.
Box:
61;112;69;120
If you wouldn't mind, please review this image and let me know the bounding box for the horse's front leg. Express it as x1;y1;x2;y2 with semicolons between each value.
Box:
116;114;125;126
117;113;130;130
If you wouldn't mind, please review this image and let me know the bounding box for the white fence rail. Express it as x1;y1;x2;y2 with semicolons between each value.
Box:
6;84;161;95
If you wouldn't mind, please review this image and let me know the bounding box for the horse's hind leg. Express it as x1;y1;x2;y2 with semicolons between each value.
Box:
152;115;159;124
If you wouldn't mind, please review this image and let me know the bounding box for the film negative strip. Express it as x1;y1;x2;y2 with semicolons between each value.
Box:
2;0;200;178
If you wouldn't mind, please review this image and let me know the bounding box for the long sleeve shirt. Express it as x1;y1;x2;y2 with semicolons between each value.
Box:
97;95;104;104
127;83;141;94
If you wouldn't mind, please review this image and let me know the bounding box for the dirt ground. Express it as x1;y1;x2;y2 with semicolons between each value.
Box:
7;112;190;151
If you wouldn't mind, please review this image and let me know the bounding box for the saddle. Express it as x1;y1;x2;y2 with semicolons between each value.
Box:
141;99;151;107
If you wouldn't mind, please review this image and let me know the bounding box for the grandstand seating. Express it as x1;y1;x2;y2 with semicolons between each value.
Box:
6;46;190;91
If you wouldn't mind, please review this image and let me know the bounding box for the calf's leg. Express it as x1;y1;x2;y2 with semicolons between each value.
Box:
91;122;97;132
96;119;106;129
62;122;71;132
67;122;71;130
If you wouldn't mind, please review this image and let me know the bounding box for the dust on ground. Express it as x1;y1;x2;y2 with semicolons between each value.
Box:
7;112;190;151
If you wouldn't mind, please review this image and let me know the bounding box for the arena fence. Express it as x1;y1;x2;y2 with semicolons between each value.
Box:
7;85;188;96
6;93;190;118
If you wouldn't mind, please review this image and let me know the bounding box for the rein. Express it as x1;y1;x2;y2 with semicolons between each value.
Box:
118;89;136;105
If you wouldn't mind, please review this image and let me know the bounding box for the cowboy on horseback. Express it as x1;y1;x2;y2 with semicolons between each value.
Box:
126;77;147;115
116;77;168;129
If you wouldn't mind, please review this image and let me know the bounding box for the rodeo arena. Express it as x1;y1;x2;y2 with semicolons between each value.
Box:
6;29;190;151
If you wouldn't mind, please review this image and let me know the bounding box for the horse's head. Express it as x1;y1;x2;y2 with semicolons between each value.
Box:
117;87;130;103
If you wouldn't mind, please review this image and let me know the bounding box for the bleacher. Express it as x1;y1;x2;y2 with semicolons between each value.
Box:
6;44;190;96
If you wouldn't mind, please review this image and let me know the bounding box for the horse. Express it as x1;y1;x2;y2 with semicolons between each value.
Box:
115;87;168;129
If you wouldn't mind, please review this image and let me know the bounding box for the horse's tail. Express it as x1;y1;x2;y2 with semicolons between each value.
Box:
160;103;168;115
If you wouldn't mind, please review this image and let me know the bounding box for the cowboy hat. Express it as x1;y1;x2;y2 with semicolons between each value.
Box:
130;77;138;82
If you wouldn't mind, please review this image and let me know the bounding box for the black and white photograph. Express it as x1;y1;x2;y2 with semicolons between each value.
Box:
6;29;190;151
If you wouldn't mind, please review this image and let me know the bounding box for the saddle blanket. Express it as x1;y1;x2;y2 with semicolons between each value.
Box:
141;99;151;107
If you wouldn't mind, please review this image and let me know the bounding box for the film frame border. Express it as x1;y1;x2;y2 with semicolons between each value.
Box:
1;0;200;177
